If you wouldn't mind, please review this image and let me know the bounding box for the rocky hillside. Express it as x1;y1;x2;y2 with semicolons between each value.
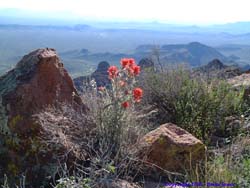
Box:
192;59;241;79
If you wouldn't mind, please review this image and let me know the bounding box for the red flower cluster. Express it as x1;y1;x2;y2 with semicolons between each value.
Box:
133;88;143;102
121;58;135;68
130;65;140;76
108;66;118;79
121;87;143;108
122;101;130;108
121;58;140;76
107;58;143;109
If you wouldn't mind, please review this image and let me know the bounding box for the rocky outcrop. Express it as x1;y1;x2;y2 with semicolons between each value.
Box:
134;123;205;175
0;48;87;187
193;59;241;79
0;48;84;116
138;58;155;71
202;59;226;70
74;61;110;92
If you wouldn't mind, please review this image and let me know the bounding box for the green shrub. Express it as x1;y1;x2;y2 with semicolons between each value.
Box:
175;79;244;141
142;67;245;142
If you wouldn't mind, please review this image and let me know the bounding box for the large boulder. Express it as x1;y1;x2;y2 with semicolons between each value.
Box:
0;48;87;187
134;123;205;175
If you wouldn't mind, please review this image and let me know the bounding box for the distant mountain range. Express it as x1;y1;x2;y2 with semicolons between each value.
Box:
61;42;228;70
136;42;227;66
0;22;250;76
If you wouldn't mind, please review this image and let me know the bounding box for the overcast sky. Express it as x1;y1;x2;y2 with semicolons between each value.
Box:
1;0;250;25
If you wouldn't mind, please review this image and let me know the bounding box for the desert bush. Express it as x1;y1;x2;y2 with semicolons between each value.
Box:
82;58;146;154
55;58;148;187
141;67;245;142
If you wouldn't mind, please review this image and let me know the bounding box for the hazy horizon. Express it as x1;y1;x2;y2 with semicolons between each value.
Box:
1;0;250;26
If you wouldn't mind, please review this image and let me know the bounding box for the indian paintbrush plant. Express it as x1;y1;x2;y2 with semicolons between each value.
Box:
68;58;146;187
95;58;143;155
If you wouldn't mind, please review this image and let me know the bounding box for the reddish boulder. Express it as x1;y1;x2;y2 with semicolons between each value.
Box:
134;123;205;174
0;48;87;187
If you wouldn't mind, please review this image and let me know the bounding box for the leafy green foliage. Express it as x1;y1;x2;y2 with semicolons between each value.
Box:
175;79;244;141
142;68;245;142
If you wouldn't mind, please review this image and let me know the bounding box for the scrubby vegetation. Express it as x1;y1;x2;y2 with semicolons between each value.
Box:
141;66;246;142
1;58;250;188
52;58;146;188
183;133;250;188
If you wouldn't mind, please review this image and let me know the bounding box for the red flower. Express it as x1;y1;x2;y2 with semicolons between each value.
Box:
128;58;135;67
128;65;141;76
128;67;134;76
121;58;136;69
108;66;118;79
132;65;141;76
133;88;143;102
121;58;130;68
122;101;130;108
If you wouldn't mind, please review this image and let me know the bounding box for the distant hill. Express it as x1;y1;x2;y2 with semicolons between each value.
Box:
61;42;229;73
215;44;250;65
136;42;227;67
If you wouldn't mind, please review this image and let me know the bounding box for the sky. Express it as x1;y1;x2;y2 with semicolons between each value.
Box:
0;0;250;25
